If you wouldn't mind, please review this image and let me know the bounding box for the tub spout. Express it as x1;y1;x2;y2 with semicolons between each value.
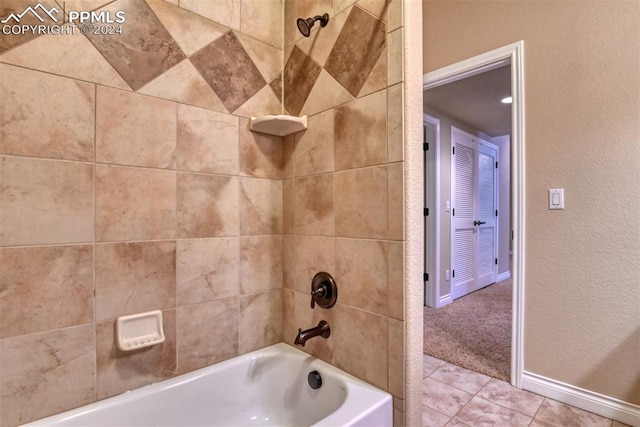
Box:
294;320;330;347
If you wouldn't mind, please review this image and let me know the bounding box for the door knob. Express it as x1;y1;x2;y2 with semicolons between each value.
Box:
474;220;486;226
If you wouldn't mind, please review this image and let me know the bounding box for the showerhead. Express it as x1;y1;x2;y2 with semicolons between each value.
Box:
296;13;329;37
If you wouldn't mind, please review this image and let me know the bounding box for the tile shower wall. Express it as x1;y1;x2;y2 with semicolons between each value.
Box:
0;0;284;424
281;1;406;426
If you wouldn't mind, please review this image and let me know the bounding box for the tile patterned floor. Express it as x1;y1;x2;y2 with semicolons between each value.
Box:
422;354;630;427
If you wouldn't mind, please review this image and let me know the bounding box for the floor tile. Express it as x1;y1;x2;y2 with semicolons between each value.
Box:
477;377;544;417
531;398;613;427
430;363;492;394
422;406;450;427
422;377;473;417
423;353;447;377
455;396;532;427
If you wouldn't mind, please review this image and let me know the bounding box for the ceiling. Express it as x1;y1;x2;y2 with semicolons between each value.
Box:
423;65;512;137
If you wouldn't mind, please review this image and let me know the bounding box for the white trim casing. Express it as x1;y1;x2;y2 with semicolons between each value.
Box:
422;41;526;388
423;114;441;308
497;271;511;282
523;372;640;427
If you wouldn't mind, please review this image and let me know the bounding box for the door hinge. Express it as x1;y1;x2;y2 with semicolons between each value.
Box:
496;161;498;168
452;146;455;155
424;273;429;281
424;207;429;216
423;142;429;151
496;209;498;217
495;258;498;265
452;270;455;278
452;208;455;216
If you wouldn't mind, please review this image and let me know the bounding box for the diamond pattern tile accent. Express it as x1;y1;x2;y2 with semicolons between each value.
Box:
0;0;59;53
190;31;267;113
324;6;386;97
85;0;186;91
283;46;322;116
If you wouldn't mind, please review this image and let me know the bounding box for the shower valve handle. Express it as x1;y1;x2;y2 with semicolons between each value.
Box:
310;286;327;309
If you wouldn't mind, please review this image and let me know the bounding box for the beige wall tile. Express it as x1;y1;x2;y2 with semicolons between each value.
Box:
95;241;176;321
190;32;266;112
388;162;404;240
293;290;335;363
177;104;239;175
334;166;387;239
387;0;403;32
283;135;295;178
146;0;228;56
299;70;354;117
0;245;93;339
294;236;336;293
239;289;282;353
177;298;239;373
139;60;228;112
295;109;335;177
0;157;93;246
283;288;295;342
0;33;130;90
0;64;94;162
177;172;239;238
334;304;388;390
325;6;386;96
0;0;59;53
96;87;177;169
240;235;283;294
232;83;284;118
294;174;335;236
240;178;283;235
235;30;282;83
387;83;404;162
356;0;388;21
239;118;284;179
388;318;404;398
388;241;404;320
240;0;282;49
96;310;177;399
96;165;176;242
336;238;388;315
177;238;239;306
180;0;241;30
283;178;295;234
283;235;295;289
387;28;403;85
358;46;388;98
86;0;186;91
334;90;387;170
0;326;96;426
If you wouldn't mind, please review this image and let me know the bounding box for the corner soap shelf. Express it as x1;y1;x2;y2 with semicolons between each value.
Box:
116;310;165;352
249;115;307;137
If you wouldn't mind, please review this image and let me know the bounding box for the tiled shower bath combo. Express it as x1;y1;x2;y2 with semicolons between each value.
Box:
0;0;406;425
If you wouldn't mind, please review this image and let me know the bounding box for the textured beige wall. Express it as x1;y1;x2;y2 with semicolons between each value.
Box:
423;1;640;404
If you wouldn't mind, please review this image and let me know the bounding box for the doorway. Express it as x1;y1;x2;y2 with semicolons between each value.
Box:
419;41;526;387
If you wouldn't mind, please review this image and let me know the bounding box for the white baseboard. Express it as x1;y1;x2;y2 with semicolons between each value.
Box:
522;371;640;426
497;271;511;282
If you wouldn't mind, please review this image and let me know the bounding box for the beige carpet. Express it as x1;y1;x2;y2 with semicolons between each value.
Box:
423;278;512;381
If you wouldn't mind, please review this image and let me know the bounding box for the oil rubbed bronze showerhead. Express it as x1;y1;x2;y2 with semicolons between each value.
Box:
296;13;329;37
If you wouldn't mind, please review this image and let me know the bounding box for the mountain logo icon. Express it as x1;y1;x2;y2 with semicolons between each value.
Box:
1;3;60;24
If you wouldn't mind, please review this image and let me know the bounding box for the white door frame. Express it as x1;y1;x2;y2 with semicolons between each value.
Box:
423;114;441;308
422;41;526;387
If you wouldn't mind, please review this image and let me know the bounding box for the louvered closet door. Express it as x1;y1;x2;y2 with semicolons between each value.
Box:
451;128;498;300
477;142;498;288
451;129;477;300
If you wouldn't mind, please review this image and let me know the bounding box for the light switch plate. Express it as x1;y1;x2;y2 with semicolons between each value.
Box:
549;188;564;210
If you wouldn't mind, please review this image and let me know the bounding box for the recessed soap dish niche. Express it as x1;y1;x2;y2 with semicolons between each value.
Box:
116;310;165;352
249;115;307;137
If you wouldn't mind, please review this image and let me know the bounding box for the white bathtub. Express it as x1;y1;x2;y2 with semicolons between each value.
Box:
25;343;392;426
